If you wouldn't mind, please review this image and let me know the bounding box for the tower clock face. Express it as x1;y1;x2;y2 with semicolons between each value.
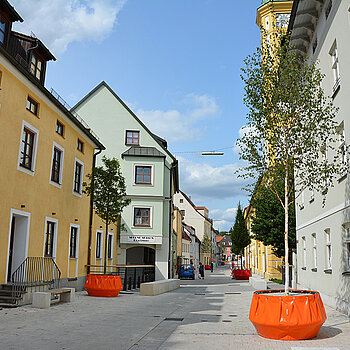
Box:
276;13;291;27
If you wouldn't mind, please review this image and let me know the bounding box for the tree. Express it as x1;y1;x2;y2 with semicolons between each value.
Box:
201;233;212;262
251;180;296;259
230;203;250;269
84;156;131;274
238;32;344;293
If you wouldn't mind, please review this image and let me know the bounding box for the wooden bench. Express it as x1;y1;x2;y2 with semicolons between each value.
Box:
32;288;75;309
140;279;180;296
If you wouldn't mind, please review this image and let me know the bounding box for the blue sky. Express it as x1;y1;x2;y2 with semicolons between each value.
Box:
12;0;262;231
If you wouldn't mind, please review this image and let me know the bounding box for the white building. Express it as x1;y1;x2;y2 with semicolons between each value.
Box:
290;0;350;315
183;223;201;270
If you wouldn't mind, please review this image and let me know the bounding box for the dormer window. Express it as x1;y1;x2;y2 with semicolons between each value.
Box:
126;130;140;145
0;15;6;45
30;55;42;80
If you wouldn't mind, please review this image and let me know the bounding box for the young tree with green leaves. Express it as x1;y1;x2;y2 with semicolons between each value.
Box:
251;179;296;259
238;33;344;293
84;156;131;274
230;203;250;269
201;233;212;257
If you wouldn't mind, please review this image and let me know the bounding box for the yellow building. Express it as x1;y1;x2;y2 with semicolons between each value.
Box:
243;0;294;281
0;0;106;304
173;207;183;273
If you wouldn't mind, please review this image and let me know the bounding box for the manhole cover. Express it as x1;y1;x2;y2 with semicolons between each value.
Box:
222;320;232;322
194;293;205;295
164;317;184;321
201;320;208;322
225;292;241;295
229;314;237;317
216;314;222;316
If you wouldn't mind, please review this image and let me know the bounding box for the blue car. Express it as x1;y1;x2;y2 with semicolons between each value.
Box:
178;264;195;279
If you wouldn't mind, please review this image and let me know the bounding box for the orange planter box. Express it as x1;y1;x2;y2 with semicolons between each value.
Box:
85;274;123;297
249;289;327;341
233;268;251;280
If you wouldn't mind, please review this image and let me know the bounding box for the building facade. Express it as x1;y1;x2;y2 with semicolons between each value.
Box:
0;0;105;295
72;82;179;280
290;0;350;315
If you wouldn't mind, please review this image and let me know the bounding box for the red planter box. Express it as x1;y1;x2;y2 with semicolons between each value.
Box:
85;274;123;297
204;265;211;270
233;268;251;280
249;289;327;340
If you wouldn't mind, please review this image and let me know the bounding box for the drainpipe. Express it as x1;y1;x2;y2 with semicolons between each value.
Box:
87;148;103;274
168;164;173;279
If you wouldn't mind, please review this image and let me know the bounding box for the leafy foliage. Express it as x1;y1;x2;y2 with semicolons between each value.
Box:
251;181;296;258
84;156;130;273
201;233;212;254
230;203;250;258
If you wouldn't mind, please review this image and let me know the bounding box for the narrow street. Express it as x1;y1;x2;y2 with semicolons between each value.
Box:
0;266;349;350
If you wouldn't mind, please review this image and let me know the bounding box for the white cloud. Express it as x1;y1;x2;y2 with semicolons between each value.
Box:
178;157;250;200
11;0;126;56
211;208;237;231
136;94;219;143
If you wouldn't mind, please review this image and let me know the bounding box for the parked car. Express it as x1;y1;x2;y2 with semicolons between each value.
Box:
178;264;195;279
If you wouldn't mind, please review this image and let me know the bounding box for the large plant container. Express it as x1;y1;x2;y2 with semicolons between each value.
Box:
249;289;326;341
85;274;123;297
233;268;251;280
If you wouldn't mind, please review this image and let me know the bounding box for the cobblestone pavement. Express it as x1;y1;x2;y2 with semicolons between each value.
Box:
0;266;349;350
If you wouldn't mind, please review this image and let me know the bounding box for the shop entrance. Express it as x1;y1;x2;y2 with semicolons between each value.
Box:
126;247;155;265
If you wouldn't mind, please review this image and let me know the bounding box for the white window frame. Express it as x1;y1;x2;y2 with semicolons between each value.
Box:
325;228;332;270
43;217;58;259
49;141;64;189
343;224;350;272
67;223;80;278
95;230;103;260
330;42;340;90
309;188;315;202
338;124;347;171
133;163;154;186
132;206;153;228
107;232;114;260
299;190;305;210
265;16;269;30
72;157;84;197
312;233;317;269
302;236;307;268
17;120;39;176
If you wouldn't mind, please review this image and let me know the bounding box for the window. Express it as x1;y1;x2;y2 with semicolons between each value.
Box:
0;15;6;44
96;231;102;259
312;233;317;269
20;128;35;170
50;143;64;187
325;0;332;20
51;148;62;183
302;236;307;268
309;188;315;202
30;55;42;80
135;165;152;184
26;97;38;116
338;125;347;168
70;226;78;258
180;210;185;217
299;190;305;209
134;208;151;227
73;160;83;194
125;130;139;145
107;233;113;259
44;221;55;257
77;139;84;152
56;121;64;136
265;16;269;30
180;199;183;203
344;225;350;271
330;44;340;94
325;229;332;269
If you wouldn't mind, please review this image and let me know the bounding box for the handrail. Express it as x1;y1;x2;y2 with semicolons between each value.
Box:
86;264;155;268
11;257;61;304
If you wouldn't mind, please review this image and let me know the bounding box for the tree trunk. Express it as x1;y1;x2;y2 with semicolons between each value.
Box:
284;168;289;294
104;221;109;275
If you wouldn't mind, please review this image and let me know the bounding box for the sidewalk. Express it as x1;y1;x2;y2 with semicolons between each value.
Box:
0;267;349;350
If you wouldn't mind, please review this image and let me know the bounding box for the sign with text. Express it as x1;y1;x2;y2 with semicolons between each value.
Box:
127;235;156;243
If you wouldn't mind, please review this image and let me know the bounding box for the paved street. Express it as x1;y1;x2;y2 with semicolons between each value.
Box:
0;266;349;350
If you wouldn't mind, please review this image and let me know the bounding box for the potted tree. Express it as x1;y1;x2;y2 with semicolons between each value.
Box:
238;31;344;340
83;156;130;297
230;203;251;280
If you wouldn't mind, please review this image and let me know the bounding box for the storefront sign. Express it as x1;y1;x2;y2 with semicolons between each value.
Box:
127;235;156;243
